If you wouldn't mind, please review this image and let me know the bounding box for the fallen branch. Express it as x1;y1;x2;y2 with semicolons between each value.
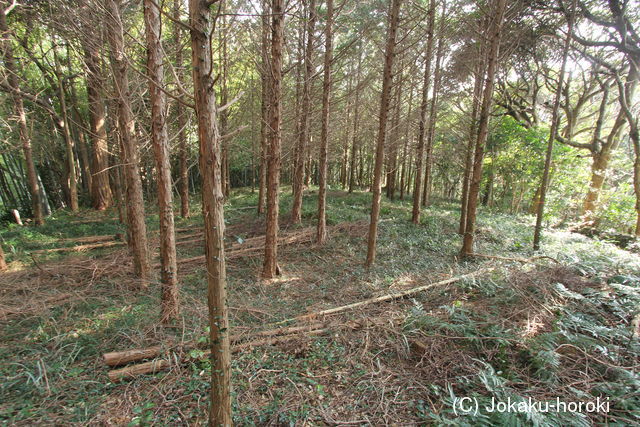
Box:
472;253;559;264
276;267;496;325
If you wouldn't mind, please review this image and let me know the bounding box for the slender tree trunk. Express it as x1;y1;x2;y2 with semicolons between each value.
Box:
386;75;403;200
460;0;507;257
219;8;231;198
263;0;284;278
348;45;363;194
291;0;317;224
365;0;402;267
76;128;92;194
532;3;573;249
106;0;150;280
292;16;304;190
0;5;44;225
257;0;270;215
66;44;93;197
399;86;413;201
83;39;113;211
460;56;484;234
317;0;334;244
53;44;79;212
422;15;445;207
114;161;126;224
173;0;190;218
340;70;353;190
188;0;231;423
411;0;435;224
144;0;179;322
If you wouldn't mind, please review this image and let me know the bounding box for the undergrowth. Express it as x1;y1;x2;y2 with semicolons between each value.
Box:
1;188;638;424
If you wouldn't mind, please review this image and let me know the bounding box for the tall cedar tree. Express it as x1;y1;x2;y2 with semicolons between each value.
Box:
82;33;113;211
460;0;507;257
188;0;232;423
317;0;334;243
143;0;179;321
348;43;363;194
262;0;284;278
257;0;269;214
173;0;190;218
411;0;436;224
53;45;79;212
422;12;445;207
365;0;402;267
105;0;150;280
291;0;317;224
459;46;485;234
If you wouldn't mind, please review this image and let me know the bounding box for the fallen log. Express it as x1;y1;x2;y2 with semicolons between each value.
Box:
108;359;171;383
108;328;330;383
103;321;327;367
104;346;164;367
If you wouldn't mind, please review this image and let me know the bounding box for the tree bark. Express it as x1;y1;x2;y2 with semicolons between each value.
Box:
188;0;232;423
317;0;334;244
340;72;353;190
262;0;285;278
257;0;270;215
173;0;190;218
219;7;231;199
422;12;445;207
291;0;317;224
582;110;626;224
386;73;403;200
411;0;435;224
365;0;402;268
399;86;413;201
105;0;150;280
460;55;485;234
65;44;93;197
348;44;363;194
0;5;44;225
83;38;113;211
53;44;79;212
144;0;179;322
460;0;507;257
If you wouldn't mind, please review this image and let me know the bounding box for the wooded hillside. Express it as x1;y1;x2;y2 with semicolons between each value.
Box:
1;0;639;424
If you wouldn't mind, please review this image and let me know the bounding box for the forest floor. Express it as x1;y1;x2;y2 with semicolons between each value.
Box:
1;188;639;425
